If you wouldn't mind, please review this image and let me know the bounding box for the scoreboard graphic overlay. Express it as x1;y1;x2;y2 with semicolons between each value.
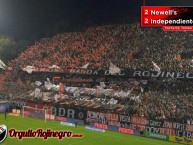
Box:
141;6;193;31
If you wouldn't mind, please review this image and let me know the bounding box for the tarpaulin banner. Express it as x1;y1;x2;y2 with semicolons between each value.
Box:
145;125;176;136
130;116;148;126
85;126;105;132
94;123;108;130
169;136;193;145
186;125;193;133
87;111;119;125
119;114;131;128
87;111;131;127
118;127;134;135
146;119;164;128
108;125;119;132
67;118;84;125
93;123;136;136
175;130;193;139
25;102;87;120
61;122;75;127
143;131;169;141
56;105;87;120
56;116;67;122
19;67;193;79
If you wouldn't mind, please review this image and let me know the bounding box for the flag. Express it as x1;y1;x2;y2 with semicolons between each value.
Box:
178;63;183;68
48;65;60;69
23;66;35;74
140;87;144;93
125;90;131;97
177;54;181;60
0;59;6;70
100;82;106;88
134;95;141;103
108;98;115;105
59;83;65;93
44;78;53;90
189;59;193;67
140;80;147;85
35;81;42;86
54;95;58;102
109;62;121;74
152;61;161;72
34;88;41;98
79;63;89;69
52;84;59;91
129;53;133;61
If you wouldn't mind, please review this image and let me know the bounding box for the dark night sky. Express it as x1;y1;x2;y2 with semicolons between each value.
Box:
0;0;193;41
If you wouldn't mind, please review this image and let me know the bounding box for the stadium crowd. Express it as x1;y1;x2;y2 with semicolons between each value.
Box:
9;23;193;71
0;23;192;124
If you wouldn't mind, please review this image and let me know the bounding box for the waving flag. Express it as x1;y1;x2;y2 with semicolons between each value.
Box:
152;61;161;72
34;88;41;98
100;82;106;88
23;66;35;74
140;80;147;85
0;59;6;70
35;81;42;86
140;87;144;93
109;62;121;74
79;63;89;69
189;59;193;67
44;78;53;90
59;83;65;93
48;65;60;69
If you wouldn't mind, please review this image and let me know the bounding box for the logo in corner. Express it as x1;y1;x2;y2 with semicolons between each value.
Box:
0;125;7;143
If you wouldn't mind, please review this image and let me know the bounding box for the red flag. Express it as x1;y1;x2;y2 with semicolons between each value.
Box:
152;61;161;72
59;83;65;93
177;54;181;60
129;53;133;61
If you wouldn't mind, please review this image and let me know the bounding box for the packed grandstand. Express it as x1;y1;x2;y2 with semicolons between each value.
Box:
0;23;193;138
